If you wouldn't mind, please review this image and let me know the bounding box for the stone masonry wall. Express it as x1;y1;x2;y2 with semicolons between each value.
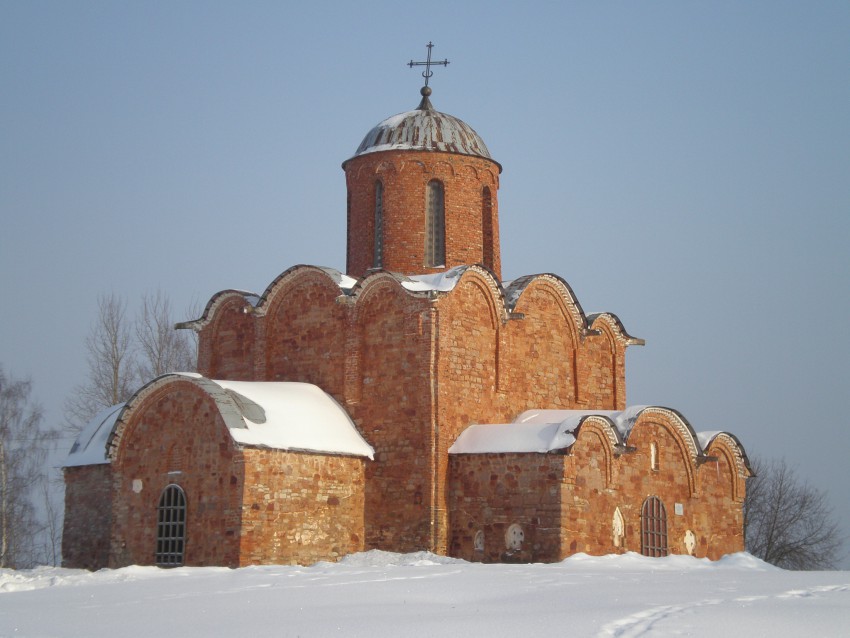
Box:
62;464;113;569
448;453;565;563
238;449;366;565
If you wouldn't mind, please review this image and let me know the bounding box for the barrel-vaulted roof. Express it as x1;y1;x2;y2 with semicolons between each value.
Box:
64;374;374;466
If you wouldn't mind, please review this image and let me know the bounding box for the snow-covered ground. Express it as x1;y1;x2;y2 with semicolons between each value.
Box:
0;552;847;637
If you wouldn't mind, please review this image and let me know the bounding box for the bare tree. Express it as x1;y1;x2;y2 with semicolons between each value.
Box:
744;456;844;570
65;293;138;431
135;289;196;380
0;367;59;568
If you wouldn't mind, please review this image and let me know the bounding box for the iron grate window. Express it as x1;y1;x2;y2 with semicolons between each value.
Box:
156;485;187;567
641;495;669;557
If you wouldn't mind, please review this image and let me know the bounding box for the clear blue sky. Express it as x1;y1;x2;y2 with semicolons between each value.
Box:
2;1;848;564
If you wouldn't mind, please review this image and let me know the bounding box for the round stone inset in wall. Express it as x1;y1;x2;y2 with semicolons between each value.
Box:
505;523;524;551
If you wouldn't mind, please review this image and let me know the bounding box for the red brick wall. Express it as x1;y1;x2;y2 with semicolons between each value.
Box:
345;151;501;279
199;295;257;380
192;266;639;557
346;278;435;551
239;449;366;565
264;271;346;398
109;381;243;567
62;464;113;569
104;378;370;568
507;280;580;410
448;411;746;563
448;453;565;563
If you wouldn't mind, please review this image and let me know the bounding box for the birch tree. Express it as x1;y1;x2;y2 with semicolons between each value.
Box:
0;367;58;568
64;293;138;431
135;290;195;380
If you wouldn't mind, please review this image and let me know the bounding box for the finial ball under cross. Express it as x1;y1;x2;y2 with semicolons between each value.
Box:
408;41;449;90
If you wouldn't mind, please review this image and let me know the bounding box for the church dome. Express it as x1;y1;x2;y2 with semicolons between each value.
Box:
347;92;494;164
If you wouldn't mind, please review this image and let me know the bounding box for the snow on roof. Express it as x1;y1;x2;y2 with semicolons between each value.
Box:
450;406;649;455
696;430;723;449
208;379;374;459
65;403;124;467
400;266;467;292
449;421;577;454
63;376;374;467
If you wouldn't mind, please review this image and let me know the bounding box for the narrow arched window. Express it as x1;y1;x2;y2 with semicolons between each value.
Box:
156;485;187;567
640;496;668;557
373;181;384;268
425;179;445;267
481;186;493;270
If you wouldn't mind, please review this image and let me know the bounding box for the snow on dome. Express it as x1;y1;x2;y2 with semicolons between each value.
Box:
348;107;494;163
64;403;124;467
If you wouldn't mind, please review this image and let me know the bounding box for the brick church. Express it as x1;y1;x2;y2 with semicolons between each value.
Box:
63;57;751;569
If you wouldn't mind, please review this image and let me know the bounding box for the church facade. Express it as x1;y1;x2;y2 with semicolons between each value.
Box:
62;80;751;569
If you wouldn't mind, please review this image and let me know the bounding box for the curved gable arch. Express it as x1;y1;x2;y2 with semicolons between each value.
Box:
259;265;347;316
200;293;257;379
571;416;620;488
702;433;752;502
629;407;701;496
261;266;347;391
508;274;589;337
450;266;506;331
107;374;239;466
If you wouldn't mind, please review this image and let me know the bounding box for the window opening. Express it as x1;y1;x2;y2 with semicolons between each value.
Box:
156;484;187;567
425;179;445;267
640;496;668;557
482;186;493;270
373;181;384;268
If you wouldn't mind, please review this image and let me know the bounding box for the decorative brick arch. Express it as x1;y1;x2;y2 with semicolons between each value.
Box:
451;266;506;330
572;417;618;488
506;274;589;406
261;266;347;392
107;374;241;465
508;274;588;337
588;312;645;348
629;408;701;497
259;265;346;315
702;433;751;502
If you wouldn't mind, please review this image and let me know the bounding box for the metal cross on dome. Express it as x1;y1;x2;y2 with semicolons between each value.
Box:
408;42;449;88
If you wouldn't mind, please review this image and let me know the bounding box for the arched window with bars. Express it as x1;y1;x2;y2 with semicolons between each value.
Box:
425;179;445;267
156;484;187;567
640;495;668;557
